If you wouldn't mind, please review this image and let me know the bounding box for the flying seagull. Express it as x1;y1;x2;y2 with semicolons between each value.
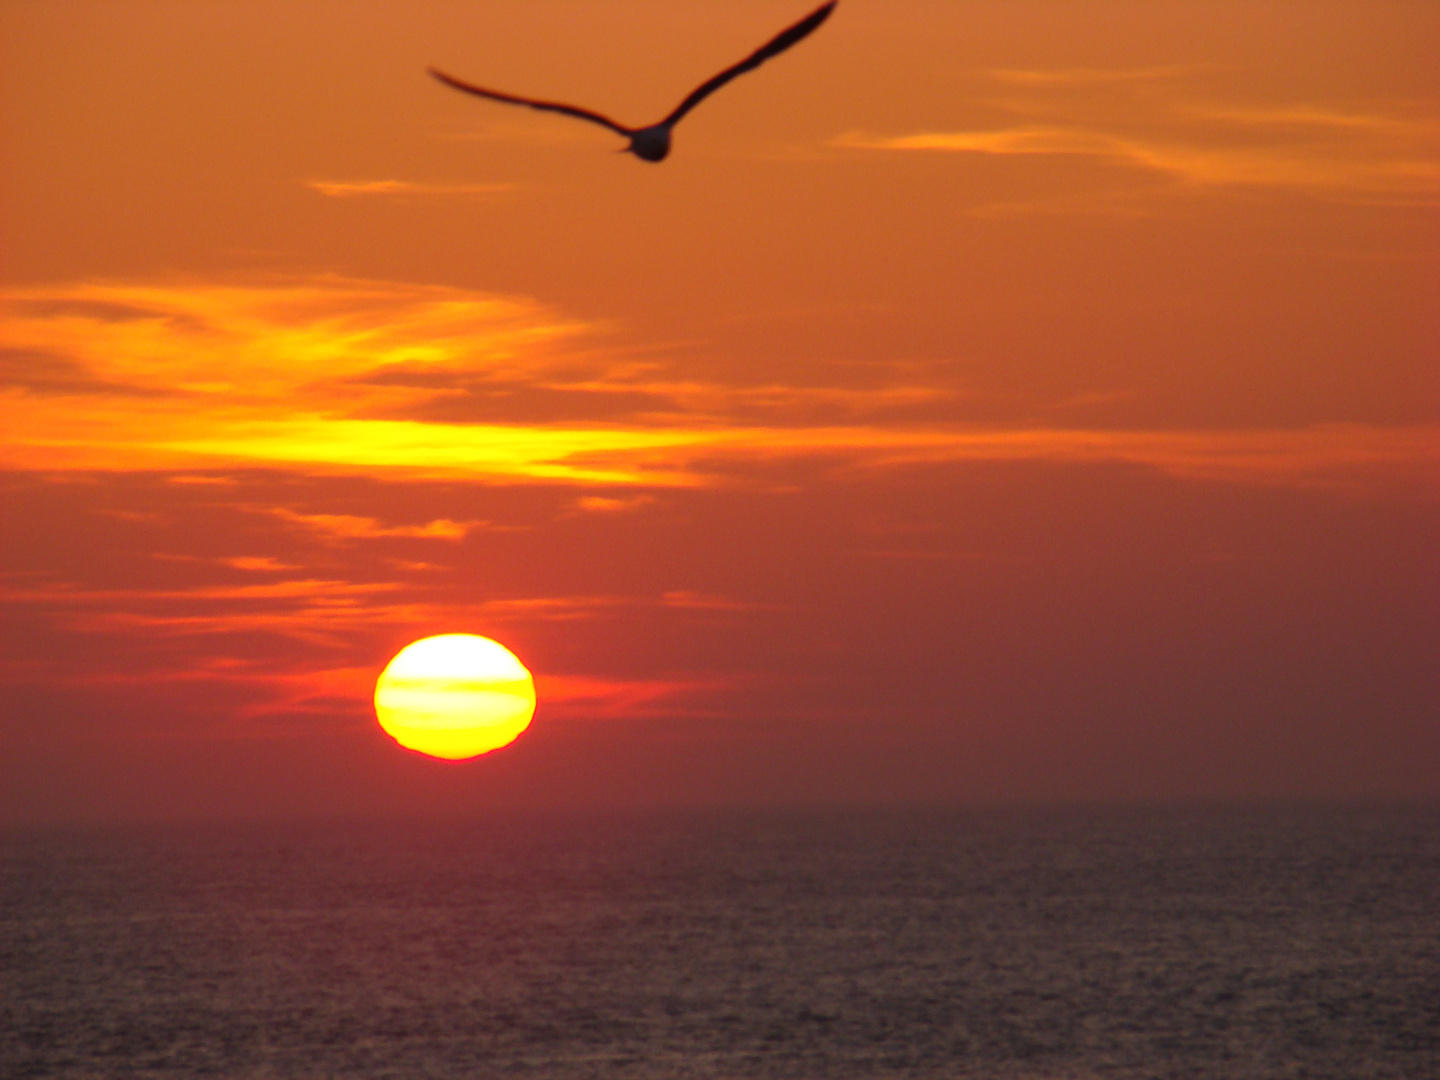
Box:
428;2;836;162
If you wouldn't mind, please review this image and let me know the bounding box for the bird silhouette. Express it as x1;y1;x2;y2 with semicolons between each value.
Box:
428;2;836;162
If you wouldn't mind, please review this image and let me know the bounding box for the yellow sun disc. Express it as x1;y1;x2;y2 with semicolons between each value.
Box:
374;634;536;760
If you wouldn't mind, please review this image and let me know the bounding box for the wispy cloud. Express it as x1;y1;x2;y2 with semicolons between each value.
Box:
223;556;299;572
575;494;655;513
0;576;694;647
267;508;484;542
661;591;773;612
165;474;238;486
986;65;1203;87
155;553;304;572
537;674;736;719
2;578;400;606
840;127;1129;158
305;179;516;198
838;123;1440;199
837;66;1440;203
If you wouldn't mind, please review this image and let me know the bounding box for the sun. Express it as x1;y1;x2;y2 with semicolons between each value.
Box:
374;634;536;760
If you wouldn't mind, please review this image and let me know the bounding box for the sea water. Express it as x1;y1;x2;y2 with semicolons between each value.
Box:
3;805;1436;1079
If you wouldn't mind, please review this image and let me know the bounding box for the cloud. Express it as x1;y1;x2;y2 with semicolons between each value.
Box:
836;67;1440;203
153;554;302;572
1;277;1433;492
576;494;655;513
0;566;764;724
268;508;483;542
537;674;734;719
0;347;170;398
165;474;238;486
0;275;587;397
3;568;786;659
0;276;629;482
0;276;948;486
1181;104;1438;135
837;125;1440;199
3;578;400;605
718;423;1439;487
238;664;381;720
839;126;1126;157
0;573;643;647
223;556;300;572
661;591;772;612
986;66;1202;87
304;179;516;198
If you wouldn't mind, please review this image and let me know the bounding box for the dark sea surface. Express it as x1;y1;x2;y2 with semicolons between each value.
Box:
3;805;1437;1079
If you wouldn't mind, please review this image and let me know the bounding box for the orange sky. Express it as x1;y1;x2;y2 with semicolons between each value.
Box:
2;0;1437;821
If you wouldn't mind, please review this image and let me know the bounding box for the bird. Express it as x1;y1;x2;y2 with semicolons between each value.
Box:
428;2;836;163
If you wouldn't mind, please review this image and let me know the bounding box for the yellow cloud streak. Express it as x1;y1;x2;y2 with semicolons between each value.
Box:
0;277;682;484
166;418;695;485
2;279;1434;490
1;404;696;485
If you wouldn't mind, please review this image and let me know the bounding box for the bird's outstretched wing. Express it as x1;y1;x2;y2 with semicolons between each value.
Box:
661;1;836;128
427;67;635;137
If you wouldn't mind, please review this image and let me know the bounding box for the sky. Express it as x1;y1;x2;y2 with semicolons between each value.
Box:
2;0;1436;822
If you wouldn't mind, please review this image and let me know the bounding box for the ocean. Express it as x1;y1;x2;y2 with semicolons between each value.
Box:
3;805;1436;1079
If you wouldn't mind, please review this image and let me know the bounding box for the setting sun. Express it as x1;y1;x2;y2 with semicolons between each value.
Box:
374;634;536;760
